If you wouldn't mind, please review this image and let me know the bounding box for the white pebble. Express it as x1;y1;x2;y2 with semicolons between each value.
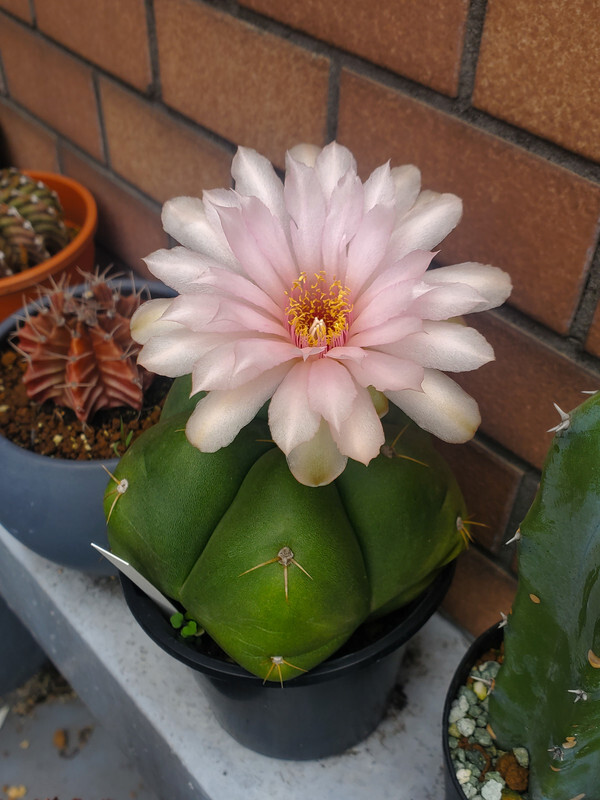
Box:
481;780;503;800
456;768;472;785
457;717;476;737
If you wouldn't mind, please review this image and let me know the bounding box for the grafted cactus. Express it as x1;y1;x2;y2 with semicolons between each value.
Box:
489;391;600;799
13;271;152;423
104;376;469;682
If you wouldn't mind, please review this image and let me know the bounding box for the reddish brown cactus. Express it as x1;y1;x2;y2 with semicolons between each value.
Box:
13;271;153;423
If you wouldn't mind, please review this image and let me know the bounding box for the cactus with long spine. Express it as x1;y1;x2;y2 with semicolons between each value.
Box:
104;375;469;682
0;168;71;276
13;271;152;423
489;391;600;799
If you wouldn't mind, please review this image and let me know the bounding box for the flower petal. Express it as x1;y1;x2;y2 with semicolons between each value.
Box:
330;384;385;465
363;161;396;211
287;143;321;168
347;316;423;348
143;247;213;294
386;190;462;263
186;364;289;451
130;298;178;344
239;196;298;287
391;165;421;217
408;282;490;320
352;250;434;317
269;360;321;454
137;328;215;377
284;155;326;273
386;369;481;443
161;196;239;270
332;349;424;392
286;418;347;487
307;358;357;428
321;171;364;277
423;263;512;312
344;203;396;292
314;141;357;200
191;337;301;390
385;320;495;372
231;146;286;224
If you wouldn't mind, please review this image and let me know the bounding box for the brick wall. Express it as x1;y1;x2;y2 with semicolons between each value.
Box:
2;0;599;637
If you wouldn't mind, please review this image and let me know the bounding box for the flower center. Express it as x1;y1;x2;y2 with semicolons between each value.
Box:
285;271;352;350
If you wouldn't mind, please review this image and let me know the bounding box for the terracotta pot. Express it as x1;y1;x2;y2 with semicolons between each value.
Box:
0;279;173;575
0;171;97;322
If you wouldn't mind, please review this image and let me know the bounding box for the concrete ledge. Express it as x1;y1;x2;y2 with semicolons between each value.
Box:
0;524;470;800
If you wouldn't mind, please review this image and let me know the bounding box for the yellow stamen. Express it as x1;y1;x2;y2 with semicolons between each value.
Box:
286;271;352;350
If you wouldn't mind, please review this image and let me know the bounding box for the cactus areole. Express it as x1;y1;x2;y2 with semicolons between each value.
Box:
104;375;469;683
486;391;600;800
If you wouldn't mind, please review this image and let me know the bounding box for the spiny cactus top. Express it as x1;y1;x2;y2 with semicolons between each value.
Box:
12;271;152;424
0;168;71;277
489;391;600;800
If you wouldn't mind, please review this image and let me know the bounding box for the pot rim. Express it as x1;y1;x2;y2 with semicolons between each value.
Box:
442;623;504;799
0;276;173;467
121;560;456;687
0;171;98;294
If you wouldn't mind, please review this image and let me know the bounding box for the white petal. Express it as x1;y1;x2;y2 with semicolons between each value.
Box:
352;250;434;317
386;369;481;443
408;281;490;320
191;337;301;390
231;146;286;223
330;385;384;465
284;156;326;273
137;328;213;377
286;418;347;487
287;143;321;168
391;165;421;217
344;203;396;293
143;247;212;293
363;161;396;211
307;358;357;428
333;349;424;392
314;141;357;200
130;298;178;344
321;172;364;277
423;263;512;312
185;364;289;452
161;196;239;270
385;320;495;372
239;196;298;288
387;190;462;263
347;315;422;348
269;360;321;454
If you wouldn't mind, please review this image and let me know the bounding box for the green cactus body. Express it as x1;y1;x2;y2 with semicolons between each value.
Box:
489;392;600;799
105;376;468;682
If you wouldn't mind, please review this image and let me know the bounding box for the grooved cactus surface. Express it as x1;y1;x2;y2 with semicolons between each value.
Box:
104;376;468;682
489;392;600;799
14;274;151;423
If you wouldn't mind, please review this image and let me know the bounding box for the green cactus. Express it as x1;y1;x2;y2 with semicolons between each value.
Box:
104;375;468;682
489;392;600;799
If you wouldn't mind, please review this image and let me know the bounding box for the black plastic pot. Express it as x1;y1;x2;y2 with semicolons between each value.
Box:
121;561;455;760
0;278;173;574
442;623;503;800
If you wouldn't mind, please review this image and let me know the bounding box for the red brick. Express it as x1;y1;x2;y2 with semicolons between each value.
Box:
99;79;233;204
0;18;102;159
338;70;600;335
474;0;600;163
442;548;517;636
0;100;58;170
0;1;31;21
456;312;599;471
36;0;152;91
434;438;522;554
155;0;330;168
585;304;600;358
239;0;468;97
60;146;168;278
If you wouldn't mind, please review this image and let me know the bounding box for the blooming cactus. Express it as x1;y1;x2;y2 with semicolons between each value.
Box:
131;142;511;486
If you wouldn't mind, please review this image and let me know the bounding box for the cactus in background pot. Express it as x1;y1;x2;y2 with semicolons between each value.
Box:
105;375;469;682
12;270;153;423
488;392;600;799
0;168;71;277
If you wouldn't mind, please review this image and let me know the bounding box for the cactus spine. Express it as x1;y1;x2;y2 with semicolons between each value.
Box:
0;168;70;276
13;271;152;423
105;375;469;682
489;392;600;799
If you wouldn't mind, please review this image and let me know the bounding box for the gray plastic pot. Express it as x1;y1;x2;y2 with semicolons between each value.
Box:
0;593;48;695
0;278;173;574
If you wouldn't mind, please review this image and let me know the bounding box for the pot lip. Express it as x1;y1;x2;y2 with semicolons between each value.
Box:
0;171;98;294
120;560;456;687
0;276;173;467
442;623;504;798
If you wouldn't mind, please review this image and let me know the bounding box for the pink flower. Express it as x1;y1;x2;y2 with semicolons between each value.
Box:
132;142;511;486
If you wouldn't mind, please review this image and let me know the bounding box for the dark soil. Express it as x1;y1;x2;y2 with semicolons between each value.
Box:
0;345;171;460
